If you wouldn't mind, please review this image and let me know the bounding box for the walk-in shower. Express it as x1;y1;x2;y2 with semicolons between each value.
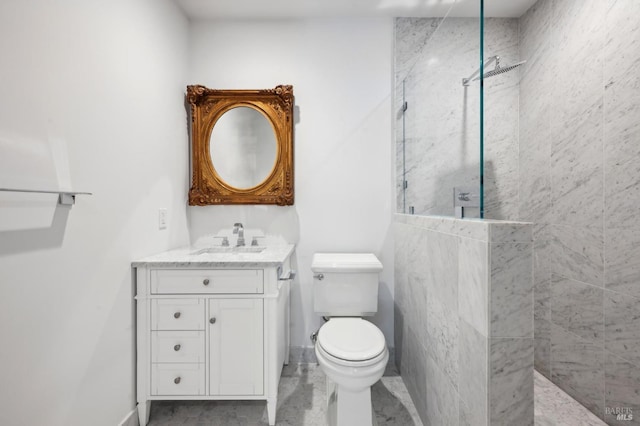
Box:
462;55;526;86
396;0;640;424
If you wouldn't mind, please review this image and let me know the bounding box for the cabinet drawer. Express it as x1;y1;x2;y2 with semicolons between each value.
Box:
151;331;205;363
151;299;204;330
151;269;263;294
151;363;205;396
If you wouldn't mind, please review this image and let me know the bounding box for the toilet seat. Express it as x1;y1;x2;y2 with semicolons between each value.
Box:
316;340;388;369
317;318;386;363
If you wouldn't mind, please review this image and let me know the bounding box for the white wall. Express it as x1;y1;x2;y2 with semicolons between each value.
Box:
187;18;395;348
0;12;395;424
0;1;189;425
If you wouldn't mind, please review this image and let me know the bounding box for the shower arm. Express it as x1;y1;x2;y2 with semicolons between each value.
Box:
462;55;499;86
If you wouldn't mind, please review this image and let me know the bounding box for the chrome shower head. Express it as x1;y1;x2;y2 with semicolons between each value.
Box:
475;59;527;81
462;56;527;86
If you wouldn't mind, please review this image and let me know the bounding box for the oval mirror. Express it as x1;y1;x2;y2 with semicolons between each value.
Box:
209;106;277;189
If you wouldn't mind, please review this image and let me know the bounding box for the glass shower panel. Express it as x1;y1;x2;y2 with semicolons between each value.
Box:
395;1;483;217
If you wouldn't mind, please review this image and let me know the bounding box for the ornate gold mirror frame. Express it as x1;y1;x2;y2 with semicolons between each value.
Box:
187;85;294;206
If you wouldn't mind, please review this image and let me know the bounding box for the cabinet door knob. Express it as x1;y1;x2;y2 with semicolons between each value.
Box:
174;312;181;319
174;377;181;384
209;317;216;324
174;344;181;351
203;278;210;285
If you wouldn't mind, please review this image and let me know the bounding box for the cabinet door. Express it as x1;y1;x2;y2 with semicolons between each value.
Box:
209;299;264;396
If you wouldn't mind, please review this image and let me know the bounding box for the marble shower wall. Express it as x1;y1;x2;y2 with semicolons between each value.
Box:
395;17;519;219
519;0;640;423
394;214;534;425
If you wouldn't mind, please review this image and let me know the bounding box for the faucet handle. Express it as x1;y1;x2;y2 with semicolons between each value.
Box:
213;236;229;247
251;236;265;246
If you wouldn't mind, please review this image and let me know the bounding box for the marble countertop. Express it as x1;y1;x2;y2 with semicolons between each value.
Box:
132;244;295;268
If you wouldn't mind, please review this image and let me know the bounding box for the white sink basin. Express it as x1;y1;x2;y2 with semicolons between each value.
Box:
191;246;266;255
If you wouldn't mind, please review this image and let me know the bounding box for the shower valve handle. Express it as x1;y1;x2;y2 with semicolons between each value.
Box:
458;192;471;201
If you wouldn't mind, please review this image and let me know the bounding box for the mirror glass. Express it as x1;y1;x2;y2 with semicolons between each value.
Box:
209;106;277;189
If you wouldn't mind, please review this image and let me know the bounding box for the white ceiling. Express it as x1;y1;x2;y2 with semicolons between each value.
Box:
175;0;539;20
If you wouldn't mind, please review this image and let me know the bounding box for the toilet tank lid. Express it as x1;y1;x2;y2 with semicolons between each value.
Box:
311;253;383;273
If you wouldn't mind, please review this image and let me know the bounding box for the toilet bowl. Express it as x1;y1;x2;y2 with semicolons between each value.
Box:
311;253;388;426
315;318;388;426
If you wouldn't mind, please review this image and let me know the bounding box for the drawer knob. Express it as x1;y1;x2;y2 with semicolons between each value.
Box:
209;317;216;324
203;278;210;285
174;344;181;351
174;377;181;384
174;312;181;319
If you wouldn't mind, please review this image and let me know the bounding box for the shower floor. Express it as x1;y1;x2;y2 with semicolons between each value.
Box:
146;364;605;425
535;371;606;426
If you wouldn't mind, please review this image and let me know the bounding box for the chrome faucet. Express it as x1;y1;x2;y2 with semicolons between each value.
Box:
233;222;245;246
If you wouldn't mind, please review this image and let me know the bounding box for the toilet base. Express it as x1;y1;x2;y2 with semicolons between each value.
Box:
325;377;378;426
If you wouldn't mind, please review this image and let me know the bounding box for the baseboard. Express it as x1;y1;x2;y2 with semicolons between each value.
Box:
118;408;138;426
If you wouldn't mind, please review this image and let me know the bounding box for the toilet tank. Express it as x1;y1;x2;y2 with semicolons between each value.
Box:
311;253;383;316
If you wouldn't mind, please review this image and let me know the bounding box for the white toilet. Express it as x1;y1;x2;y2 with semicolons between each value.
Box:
311;253;388;426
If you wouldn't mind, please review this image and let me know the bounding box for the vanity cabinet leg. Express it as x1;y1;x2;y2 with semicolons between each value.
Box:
267;398;277;425
137;400;151;426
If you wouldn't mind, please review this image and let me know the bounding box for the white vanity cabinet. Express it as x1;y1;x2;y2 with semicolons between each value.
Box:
133;247;293;426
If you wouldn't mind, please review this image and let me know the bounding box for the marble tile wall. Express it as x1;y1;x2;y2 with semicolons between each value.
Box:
395;18;519;219
394;214;533;425
518;0;640;423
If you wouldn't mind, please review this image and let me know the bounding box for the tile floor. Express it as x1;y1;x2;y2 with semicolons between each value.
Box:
147;365;607;425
